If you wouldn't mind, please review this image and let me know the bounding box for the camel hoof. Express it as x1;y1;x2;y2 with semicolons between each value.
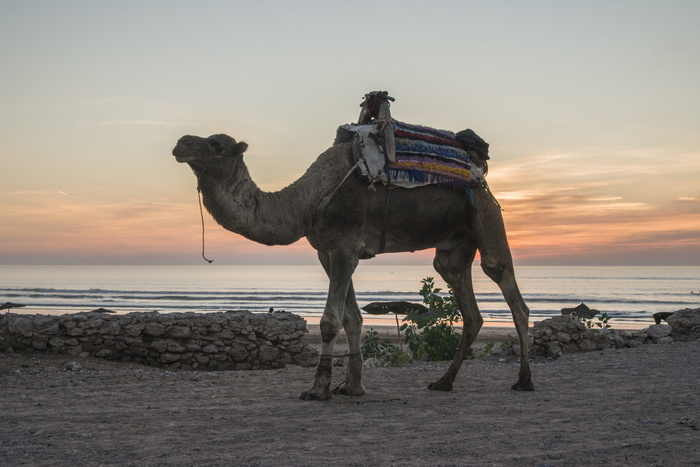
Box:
299;388;333;401
427;381;453;392
511;380;535;391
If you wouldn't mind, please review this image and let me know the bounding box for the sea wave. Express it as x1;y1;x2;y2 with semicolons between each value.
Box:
2;265;698;327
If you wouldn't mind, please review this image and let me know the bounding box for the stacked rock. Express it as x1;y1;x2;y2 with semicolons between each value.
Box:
0;311;318;370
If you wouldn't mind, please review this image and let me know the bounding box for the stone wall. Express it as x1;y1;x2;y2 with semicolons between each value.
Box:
511;308;700;358
0;311;319;370
666;308;700;341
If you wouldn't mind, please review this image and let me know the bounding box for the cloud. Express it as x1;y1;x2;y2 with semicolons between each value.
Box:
2;142;699;265
487;147;700;264
97;120;186;127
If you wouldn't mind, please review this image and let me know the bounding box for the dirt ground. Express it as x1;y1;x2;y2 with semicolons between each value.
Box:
1;326;698;466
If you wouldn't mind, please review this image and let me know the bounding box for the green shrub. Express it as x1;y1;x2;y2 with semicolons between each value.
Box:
400;277;463;361
364;277;499;364
360;328;411;367
582;312;612;331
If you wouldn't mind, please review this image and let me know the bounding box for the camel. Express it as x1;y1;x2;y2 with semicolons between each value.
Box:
171;103;534;400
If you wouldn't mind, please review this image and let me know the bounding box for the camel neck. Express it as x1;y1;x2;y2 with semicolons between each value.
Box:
195;157;313;246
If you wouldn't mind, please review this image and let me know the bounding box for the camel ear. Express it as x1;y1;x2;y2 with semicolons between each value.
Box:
206;134;247;158
233;141;248;156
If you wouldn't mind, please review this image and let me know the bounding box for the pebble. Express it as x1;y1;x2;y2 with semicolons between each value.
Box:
65;361;82;371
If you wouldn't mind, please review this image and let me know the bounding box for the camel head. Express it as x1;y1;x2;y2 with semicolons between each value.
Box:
172;134;249;169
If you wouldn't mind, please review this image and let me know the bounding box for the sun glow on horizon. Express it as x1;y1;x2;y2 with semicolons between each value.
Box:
3;144;699;266
1;2;699;266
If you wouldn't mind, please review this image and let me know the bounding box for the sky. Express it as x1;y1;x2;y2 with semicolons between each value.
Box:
1;0;699;266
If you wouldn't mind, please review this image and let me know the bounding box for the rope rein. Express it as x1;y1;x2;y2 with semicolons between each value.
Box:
192;144;216;264
197;189;213;263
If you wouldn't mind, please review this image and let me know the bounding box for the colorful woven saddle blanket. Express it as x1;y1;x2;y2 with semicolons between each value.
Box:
340;120;484;189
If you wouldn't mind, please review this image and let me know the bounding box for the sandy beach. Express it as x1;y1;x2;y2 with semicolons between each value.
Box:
1;324;698;466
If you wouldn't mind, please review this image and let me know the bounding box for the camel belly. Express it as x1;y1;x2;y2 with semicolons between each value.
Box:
310;183;474;257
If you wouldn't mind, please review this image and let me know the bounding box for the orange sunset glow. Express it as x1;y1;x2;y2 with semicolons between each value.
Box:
1;2;699;266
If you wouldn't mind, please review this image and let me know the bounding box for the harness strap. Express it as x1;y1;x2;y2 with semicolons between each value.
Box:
315;157;365;214
377;188;392;255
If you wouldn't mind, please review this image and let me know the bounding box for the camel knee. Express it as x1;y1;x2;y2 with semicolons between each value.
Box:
343;308;363;331
320;316;341;344
480;259;505;284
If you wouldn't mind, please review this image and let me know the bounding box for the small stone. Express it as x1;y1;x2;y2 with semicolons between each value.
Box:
168;325;192;339
125;323;145;337
166;342;186;353
87;318;104;328
556;332;572;343
646;324;672;340
95;348;113;358
7;317;34;337
158;316;177;326
579;339;596;352
667;308;700;340
228;343;249;362
48;337;65;348
31;338;48;350
143;323;166;336
363;357;379;368
258;344;279;363
65;361;82;371
546;340;561;356
160;353;181;363
149;340;168;353
98;321;122;335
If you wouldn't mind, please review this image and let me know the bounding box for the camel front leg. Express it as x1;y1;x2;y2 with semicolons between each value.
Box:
300;249;358;401
333;282;366;396
429;245;482;391
312;251;365;397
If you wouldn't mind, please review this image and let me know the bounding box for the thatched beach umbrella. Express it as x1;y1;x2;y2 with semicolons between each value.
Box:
1;302;26;312
362;301;435;338
561;302;599;319
88;308;116;314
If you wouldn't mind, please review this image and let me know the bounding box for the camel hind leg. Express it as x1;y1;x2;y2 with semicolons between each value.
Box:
489;265;533;391
472;187;534;391
428;244;482;391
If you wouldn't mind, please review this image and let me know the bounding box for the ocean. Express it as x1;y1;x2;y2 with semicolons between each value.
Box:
1;265;698;329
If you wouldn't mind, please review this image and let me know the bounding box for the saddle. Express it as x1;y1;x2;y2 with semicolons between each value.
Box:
338;91;489;190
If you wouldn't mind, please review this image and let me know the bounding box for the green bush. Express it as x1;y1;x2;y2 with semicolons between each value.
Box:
400;277;463;361
363;277;498;364
360;328;411;367
582;312;612;331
